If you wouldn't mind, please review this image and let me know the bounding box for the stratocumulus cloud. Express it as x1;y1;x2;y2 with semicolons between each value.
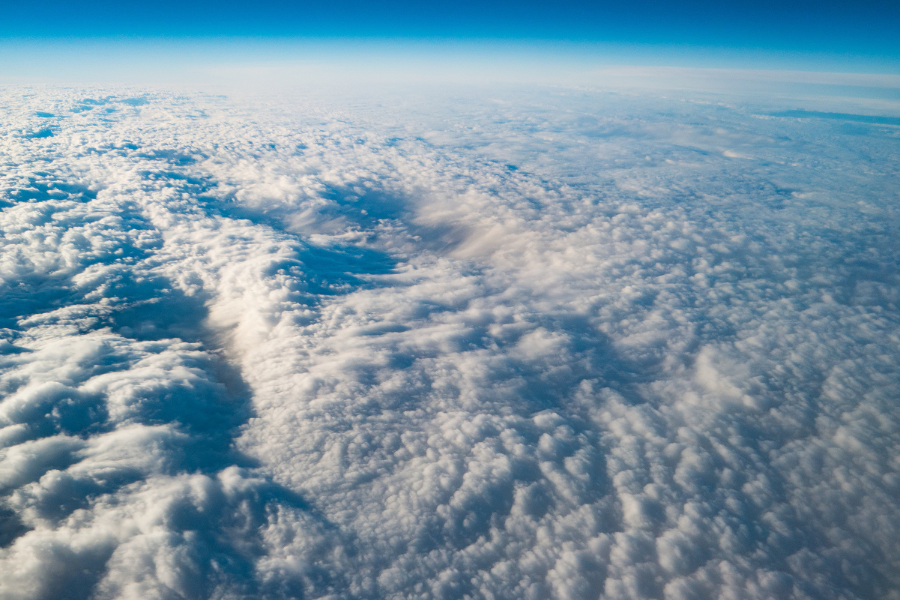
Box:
0;84;899;600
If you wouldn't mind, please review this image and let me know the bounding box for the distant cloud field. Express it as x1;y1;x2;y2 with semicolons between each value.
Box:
0;83;898;599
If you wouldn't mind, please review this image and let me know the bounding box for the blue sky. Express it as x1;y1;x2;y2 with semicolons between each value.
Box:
0;1;898;87
3;0;898;62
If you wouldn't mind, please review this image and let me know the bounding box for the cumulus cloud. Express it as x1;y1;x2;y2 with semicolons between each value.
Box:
0;85;898;600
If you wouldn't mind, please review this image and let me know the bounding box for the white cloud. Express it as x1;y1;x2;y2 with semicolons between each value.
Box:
0;85;898;599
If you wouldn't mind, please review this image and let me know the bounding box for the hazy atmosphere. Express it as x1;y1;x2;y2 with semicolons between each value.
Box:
1;2;899;599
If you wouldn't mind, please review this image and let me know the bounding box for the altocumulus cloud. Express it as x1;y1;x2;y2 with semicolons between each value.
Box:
0;85;898;600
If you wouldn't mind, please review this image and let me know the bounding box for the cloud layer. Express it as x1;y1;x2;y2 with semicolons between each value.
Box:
0;86;899;600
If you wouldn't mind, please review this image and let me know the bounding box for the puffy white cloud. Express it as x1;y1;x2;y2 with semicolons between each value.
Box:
0;85;898;599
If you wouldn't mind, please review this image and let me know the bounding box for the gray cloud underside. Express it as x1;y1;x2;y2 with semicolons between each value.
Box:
0;87;899;600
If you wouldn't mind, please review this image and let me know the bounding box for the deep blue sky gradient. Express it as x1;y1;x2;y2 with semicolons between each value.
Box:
3;0;898;59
